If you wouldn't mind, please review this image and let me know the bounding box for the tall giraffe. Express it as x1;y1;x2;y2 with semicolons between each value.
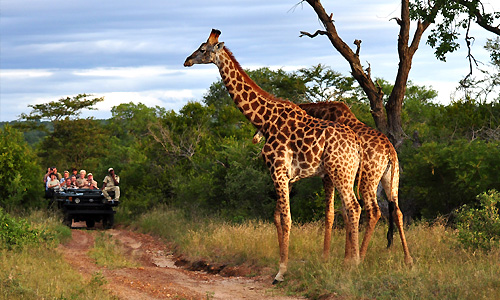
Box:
184;29;363;283
254;102;413;265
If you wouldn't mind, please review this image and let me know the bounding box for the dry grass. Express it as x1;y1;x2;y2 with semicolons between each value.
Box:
88;231;139;269
137;207;500;299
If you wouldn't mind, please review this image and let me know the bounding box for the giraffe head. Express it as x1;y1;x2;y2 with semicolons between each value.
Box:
184;29;225;67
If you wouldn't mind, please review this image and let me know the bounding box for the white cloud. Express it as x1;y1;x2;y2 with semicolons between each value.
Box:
1;69;53;78
73;66;174;78
1;0;498;122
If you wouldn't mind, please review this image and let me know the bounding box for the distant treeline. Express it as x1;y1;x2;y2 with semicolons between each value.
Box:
1;65;499;223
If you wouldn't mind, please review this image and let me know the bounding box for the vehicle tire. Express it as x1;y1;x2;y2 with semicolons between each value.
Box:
86;219;95;228
103;214;114;229
63;215;72;227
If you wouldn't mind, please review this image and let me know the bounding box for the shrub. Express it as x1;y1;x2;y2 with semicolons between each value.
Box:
401;139;500;218
455;190;500;251
0;125;42;209
0;208;51;250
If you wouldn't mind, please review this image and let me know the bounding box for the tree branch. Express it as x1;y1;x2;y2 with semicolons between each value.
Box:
354;39;362;56
299;30;328;38
452;0;500;36
303;0;387;135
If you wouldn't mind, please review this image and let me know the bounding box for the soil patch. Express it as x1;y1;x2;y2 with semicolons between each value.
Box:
58;223;305;300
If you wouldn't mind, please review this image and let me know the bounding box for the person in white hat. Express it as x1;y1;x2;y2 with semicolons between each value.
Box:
76;169;88;188
85;173;99;190
102;167;120;201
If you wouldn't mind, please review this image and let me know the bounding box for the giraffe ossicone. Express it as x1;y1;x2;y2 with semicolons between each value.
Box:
184;29;364;283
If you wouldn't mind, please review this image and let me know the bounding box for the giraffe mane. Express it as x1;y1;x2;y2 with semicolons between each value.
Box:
300;101;356;117
222;47;304;112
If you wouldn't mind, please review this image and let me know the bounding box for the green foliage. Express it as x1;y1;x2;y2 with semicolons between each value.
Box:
0;125;42;209
455;190;500;250
298;64;356;103
410;0;500;61
401;139;500;218
0;208;51;250
38;118;111;171
218;138;275;220
248;67;308;103
7;64;500;225
19;93;104;123
486;37;500;67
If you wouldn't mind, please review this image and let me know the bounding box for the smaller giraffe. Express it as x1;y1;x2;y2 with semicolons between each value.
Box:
254;102;413;265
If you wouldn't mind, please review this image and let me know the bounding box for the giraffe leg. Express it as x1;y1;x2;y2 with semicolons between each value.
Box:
322;175;335;260
359;182;381;260
341;205;352;259
272;179;291;284
338;187;361;265
380;166;413;266
391;202;413;265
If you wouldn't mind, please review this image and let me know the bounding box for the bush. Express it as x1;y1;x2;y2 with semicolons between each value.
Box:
0;125;42;209
401;139;500;218
0;208;51;250
455;190;500;251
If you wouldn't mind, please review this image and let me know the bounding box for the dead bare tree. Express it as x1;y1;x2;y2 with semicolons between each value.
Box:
148;120;204;164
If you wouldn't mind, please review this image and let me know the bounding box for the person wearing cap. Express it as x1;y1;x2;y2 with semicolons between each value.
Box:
102;168;120;201
85;173;99;190
60;170;70;184
76;169;88;188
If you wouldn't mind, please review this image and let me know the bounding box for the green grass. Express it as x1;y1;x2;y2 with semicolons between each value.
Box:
135;206;500;300
0;246;116;300
0;209;115;300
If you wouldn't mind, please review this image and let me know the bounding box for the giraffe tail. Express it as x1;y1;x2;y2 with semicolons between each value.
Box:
386;147;398;248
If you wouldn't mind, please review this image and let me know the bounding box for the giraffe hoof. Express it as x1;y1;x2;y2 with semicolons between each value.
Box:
272;279;282;285
405;256;414;267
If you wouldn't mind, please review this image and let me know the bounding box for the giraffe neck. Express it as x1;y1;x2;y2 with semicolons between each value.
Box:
214;47;284;130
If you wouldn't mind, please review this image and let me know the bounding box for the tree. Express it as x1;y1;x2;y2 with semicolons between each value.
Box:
300;0;499;148
18;94;104;131
458;37;500;101
37;118;110;171
298;64;356;103
0;125;41;209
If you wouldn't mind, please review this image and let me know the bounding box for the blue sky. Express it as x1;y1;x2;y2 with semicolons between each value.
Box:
1;0;497;122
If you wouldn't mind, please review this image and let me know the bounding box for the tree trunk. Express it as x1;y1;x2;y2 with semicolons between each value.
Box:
303;0;435;149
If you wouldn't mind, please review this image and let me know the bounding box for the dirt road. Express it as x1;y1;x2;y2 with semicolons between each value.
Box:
58;223;305;300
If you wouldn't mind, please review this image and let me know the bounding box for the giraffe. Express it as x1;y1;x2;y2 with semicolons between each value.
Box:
254;102;413;265
184;29;363;283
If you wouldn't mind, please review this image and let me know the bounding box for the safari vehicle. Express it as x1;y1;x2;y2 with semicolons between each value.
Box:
52;189;119;229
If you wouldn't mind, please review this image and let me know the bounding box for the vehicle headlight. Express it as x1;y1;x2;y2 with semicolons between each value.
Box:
74;198;80;204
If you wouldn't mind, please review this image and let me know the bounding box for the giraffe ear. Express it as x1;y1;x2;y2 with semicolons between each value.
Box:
208;29;221;45
214;42;224;50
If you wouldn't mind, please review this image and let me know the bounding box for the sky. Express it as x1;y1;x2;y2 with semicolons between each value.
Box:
1;0;498;122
